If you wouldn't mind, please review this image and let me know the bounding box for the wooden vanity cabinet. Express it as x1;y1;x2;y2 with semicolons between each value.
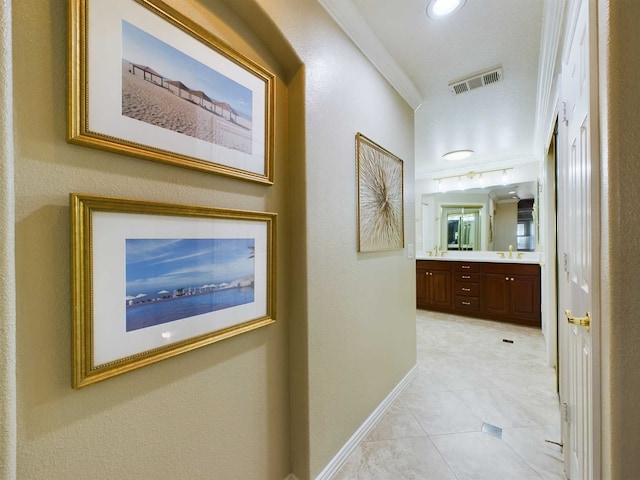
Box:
482;263;541;325
416;260;452;310
416;260;541;327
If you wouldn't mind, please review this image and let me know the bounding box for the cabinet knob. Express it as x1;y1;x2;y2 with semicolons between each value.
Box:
511;277;515;281
505;277;509;281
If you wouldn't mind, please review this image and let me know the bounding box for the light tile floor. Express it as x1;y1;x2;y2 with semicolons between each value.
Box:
334;310;566;480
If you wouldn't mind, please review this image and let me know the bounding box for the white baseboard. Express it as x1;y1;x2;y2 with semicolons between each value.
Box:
313;364;418;480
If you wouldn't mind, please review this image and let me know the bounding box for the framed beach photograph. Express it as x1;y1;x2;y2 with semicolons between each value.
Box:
356;133;404;252
69;0;275;184
70;193;276;388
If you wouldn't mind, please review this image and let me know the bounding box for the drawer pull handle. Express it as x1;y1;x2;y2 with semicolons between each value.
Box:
462;275;471;279
462;301;471;305
462;265;471;269
462;288;471;292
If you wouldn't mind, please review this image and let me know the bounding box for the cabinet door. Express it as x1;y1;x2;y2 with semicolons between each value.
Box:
429;269;452;308
483;273;510;316
416;268;429;306
510;274;540;321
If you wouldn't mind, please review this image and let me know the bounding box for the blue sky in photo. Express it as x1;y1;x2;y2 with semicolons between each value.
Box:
126;238;255;297
122;20;253;119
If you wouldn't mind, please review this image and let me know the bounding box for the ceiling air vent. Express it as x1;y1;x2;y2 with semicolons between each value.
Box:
449;67;503;95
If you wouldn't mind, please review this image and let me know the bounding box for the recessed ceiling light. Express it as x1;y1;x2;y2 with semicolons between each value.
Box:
426;0;467;19
442;149;474;161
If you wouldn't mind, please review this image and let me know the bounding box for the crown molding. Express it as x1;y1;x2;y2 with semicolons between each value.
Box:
317;0;423;110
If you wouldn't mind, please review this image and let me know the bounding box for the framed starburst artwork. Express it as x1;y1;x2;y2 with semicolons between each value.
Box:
356;133;404;252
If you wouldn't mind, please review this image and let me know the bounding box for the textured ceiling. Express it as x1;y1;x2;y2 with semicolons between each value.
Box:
324;0;545;180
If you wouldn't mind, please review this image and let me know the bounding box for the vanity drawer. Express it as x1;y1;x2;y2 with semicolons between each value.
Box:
455;296;480;311
455;272;480;283
453;262;481;273
455;282;480;296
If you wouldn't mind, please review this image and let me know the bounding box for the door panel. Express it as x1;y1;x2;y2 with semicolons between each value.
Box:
416;268;428;305
558;0;599;478
511;275;539;320
483;274;509;316
430;270;451;308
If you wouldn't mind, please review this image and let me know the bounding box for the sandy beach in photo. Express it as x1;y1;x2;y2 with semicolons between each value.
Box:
122;65;252;154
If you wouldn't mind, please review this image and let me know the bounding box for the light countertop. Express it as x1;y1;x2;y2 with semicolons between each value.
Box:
415;251;542;265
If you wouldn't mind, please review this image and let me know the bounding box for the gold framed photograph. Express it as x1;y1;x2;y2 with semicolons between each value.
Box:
70;193;276;388
356;133;404;252
69;0;275;184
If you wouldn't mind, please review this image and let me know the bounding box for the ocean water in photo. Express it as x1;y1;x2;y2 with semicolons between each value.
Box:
126;286;254;331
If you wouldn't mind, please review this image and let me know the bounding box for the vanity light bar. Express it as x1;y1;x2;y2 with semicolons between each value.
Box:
433;167;513;183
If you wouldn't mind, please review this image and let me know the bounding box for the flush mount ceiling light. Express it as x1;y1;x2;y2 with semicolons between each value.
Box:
442;149;474;161
426;0;467;19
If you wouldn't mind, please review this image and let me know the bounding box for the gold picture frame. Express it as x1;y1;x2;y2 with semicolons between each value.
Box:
70;193;276;388
356;133;405;252
69;0;275;184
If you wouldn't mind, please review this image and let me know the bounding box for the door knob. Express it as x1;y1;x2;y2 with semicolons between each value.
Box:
565;310;591;333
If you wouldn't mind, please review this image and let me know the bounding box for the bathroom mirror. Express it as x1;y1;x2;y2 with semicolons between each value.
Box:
421;182;537;252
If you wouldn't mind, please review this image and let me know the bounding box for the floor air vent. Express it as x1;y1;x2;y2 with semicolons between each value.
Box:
449;67;503;95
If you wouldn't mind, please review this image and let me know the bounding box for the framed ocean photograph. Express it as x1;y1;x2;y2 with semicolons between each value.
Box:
68;0;275;184
356;133;405;252
70;194;276;388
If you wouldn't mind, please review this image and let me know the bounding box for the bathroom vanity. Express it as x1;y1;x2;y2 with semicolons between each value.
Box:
416;252;541;327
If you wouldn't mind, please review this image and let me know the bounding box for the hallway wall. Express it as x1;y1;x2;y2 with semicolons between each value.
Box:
255;1;417;477
13;0;293;478
601;0;640;476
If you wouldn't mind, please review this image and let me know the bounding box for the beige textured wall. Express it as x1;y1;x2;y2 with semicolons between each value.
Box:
256;2;417;478
603;0;640;477
13;0;292;478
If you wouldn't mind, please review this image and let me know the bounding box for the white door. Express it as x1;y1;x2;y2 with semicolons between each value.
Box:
557;0;600;479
